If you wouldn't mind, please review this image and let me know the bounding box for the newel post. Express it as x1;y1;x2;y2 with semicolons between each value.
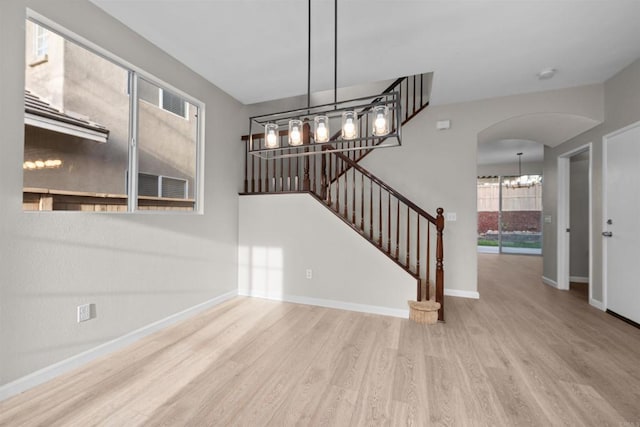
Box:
243;138;249;193
436;207;445;321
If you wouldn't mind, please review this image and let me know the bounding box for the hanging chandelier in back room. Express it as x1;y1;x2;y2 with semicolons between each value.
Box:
248;0;402;159
504;152;542;188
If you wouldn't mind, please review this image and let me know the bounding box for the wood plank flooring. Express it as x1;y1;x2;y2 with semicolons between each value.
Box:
1;254;639;426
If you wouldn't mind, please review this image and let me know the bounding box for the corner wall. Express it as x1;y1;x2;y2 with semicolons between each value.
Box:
0;0;245;385
543;58;640;304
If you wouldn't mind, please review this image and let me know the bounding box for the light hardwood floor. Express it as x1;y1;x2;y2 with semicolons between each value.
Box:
1;254;639;426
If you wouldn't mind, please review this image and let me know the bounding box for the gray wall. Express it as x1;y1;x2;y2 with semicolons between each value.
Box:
569;152;590;278
0;0;245;385
360;86;603;294
239;194;415;313
543;58;640;303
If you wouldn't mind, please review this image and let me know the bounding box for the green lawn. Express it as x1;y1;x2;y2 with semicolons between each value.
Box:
477;239;541;249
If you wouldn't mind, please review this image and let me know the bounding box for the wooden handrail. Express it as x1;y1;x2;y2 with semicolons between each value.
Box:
332;151;437;224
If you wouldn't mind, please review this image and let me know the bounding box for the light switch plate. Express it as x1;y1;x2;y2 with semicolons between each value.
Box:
77;304;91;322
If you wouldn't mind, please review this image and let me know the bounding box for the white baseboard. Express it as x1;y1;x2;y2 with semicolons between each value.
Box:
570;276;589;283
444;289;480;299
542;276;559;288
0;290;237;402
238;289;409;318
589;298;604;310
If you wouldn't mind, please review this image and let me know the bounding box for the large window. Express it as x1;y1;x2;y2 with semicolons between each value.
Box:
477;176;543;255
23;18;202;212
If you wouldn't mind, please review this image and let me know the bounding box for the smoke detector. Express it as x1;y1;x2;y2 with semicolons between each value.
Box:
537;68;557;80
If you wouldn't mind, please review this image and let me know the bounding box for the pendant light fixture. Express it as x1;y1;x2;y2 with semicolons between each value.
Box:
288;119;303;146
505;152;542;188
247;0;401;159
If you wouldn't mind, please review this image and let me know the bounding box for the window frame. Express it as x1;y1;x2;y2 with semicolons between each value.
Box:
33;23;48;58
26;10;205;214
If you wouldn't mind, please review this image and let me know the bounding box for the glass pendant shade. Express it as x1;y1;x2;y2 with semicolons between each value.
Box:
314;115;330;143
372;105;390;136
288;119;303;146
265;123;279;148
341;110;358;140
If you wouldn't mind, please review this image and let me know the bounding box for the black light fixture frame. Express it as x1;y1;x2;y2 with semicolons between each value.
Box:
247;0;402;159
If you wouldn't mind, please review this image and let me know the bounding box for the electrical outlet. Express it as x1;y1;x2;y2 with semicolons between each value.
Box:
77;304;91;322
306;269;313;279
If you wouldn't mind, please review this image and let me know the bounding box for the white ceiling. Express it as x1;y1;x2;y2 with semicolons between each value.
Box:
89;0;640;105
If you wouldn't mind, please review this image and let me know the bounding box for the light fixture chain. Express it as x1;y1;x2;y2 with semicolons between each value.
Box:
307;0;311;111
334;0;337;106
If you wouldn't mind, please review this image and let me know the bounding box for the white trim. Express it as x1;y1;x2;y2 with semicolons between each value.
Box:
569;276;589;284
557;143;593;295
589;298;605;311
601;120;640;313
542;275;559;288
602;131;609;311
0;291;237;402
444;289;480;299
238;290;409;319
24;114;108;143
557;157;570;290
588;145;594;303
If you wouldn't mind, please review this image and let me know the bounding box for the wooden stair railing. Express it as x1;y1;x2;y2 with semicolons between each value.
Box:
321;150;444;320
240;72;445;320
238;145;445;322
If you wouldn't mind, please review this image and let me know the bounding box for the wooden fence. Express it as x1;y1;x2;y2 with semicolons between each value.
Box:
23;188;194;211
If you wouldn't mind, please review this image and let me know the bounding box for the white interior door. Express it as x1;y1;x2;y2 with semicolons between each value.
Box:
604;123;640;324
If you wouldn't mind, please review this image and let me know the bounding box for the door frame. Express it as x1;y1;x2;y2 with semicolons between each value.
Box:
602;120;640;313
557;143;593;304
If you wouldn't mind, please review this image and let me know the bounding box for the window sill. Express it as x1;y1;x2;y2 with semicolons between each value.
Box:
28;54;48;67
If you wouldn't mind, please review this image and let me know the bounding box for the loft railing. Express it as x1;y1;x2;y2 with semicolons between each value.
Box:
241;73;431;193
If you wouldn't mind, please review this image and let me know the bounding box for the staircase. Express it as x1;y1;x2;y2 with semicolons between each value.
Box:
240;73;445;321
